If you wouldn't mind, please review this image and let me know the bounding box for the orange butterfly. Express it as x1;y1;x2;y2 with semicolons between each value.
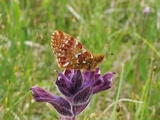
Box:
51;30;104;70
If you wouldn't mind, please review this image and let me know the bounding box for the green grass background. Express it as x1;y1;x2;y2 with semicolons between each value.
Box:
0;0;160;120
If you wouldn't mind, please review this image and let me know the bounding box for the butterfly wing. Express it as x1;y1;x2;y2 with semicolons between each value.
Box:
51;30;94;70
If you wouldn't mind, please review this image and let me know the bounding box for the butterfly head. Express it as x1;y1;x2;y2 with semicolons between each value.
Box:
94;54;105;63
84;54;105;70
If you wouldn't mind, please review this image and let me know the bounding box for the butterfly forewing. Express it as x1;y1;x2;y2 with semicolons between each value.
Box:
51;30;104;70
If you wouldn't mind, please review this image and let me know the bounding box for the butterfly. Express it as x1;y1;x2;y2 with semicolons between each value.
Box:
51;30;104;70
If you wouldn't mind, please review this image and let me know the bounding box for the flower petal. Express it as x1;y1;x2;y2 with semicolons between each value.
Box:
93;68;103;87
56;71;75;97
93;72;115;94
82;70;95;87
64;69;74;80
73;102;90;115
73;86;93;105
71;70;83;92
30;86;73;117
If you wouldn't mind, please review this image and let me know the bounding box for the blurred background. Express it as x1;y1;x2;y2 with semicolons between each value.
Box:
0;0;159;120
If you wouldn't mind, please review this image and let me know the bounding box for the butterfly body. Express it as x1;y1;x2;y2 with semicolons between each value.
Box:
51;30;104;70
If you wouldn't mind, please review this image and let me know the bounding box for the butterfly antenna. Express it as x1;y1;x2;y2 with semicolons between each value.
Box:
101;41;109;55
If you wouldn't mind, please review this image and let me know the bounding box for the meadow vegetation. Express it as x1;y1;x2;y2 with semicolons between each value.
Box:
0;0;159;120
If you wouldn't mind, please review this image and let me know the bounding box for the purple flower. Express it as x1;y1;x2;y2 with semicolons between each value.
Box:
30;68;115;120
143;7;150;14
